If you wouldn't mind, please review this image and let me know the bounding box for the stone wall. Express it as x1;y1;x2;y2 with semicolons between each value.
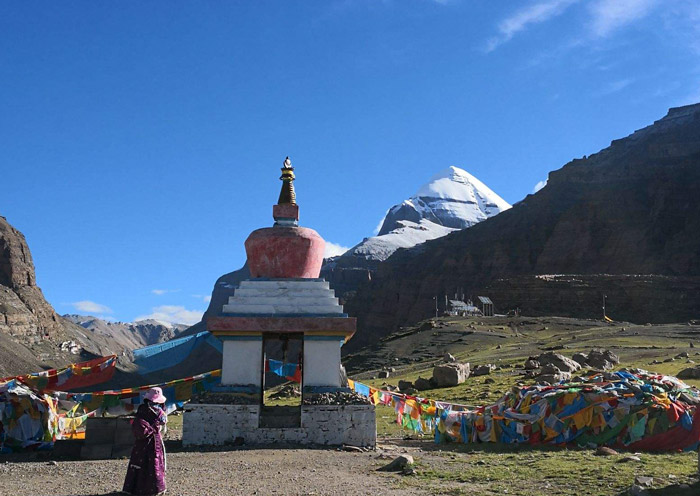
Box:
182;404;376;447
81;417;135;459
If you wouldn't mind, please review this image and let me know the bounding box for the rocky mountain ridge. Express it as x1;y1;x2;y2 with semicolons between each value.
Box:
63;315;189;352
344;103;700;351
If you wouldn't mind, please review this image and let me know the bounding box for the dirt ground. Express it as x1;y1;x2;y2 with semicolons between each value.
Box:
0;442;426;496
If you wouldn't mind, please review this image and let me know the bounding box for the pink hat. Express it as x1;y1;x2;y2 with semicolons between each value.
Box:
143;387;166;404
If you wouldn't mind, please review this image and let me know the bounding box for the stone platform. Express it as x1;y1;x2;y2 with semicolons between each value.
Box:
182;404;376;447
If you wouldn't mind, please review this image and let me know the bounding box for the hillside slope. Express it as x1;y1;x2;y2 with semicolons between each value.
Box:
346;104;700;351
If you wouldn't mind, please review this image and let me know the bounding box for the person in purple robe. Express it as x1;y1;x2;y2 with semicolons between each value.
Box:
122;387;168;496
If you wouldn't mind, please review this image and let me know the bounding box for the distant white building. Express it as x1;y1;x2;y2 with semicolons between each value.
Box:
446;299;481;317
477;296;494;317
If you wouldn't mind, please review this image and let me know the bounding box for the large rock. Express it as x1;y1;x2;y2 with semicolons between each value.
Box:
472;364;496;376
537;352;581;373
377;455;414;472
586;349;620;370
537;372;571;384
432;362;470;388
398;380;414;392
677;366;700;379
413;377;433;391
572;352;589;367
524;359;540;370
536;364;570;384
571;349;620;371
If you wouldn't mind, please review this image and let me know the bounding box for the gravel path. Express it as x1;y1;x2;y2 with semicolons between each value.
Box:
0;445;425;496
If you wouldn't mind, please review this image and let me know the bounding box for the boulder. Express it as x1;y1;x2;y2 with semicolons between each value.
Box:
523;359;540;370
539;364;561;375
377;455;414;472
472;364;496;376
432;362;470;388
677;366;700;379
413;377;433;391
537;352;581;373
398;380;414;392
586;349;620;370
572;352;589;367
443;353;456;363
537;364;571;384
595;446;618;456
537;371;571;384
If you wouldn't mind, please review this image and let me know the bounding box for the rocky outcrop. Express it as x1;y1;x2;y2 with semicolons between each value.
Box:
0;216;141;378
346;104;700;351
0;216;65;338
537;352;581;374
572;349;620;371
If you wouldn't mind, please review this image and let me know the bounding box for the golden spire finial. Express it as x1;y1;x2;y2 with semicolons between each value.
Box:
278;156;296;205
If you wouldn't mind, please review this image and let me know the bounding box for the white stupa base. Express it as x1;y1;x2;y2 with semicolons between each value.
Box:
182;404;376;448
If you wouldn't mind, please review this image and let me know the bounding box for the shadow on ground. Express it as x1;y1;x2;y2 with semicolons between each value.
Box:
617;480;700;495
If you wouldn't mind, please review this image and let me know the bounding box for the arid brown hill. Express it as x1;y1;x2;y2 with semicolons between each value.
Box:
345;104;700;351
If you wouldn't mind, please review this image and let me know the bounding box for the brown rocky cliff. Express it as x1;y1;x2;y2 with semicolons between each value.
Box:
0;215;142;378
345;104;700;351
0;215;65;338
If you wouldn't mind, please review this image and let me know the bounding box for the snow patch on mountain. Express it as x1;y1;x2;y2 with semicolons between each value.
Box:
344;166;511;262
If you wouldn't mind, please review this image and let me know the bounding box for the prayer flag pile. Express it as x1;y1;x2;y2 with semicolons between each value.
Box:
351;369;700;452
0;378;56;452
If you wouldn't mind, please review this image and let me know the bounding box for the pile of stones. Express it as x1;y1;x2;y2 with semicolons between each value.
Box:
303;390;371;405
269;384;301;399
523;349;620;384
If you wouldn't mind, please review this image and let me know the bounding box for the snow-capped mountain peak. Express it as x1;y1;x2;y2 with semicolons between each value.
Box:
416;166;510;209
345;166;511;262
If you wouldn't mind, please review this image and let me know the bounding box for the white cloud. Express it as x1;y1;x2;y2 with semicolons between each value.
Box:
532;179;548;193
151;289;180;295
324;241;350;258
588;0;659;37
134;305;203;326
71;300;113;315
597;78;635;96
485;0;579;52
192;294;212;303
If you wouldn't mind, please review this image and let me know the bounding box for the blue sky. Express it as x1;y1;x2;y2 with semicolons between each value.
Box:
1;1;699;325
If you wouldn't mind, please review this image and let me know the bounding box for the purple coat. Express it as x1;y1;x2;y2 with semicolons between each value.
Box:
123;403;166;496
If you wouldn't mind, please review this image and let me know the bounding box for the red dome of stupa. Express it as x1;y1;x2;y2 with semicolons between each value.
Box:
244;157;326;279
